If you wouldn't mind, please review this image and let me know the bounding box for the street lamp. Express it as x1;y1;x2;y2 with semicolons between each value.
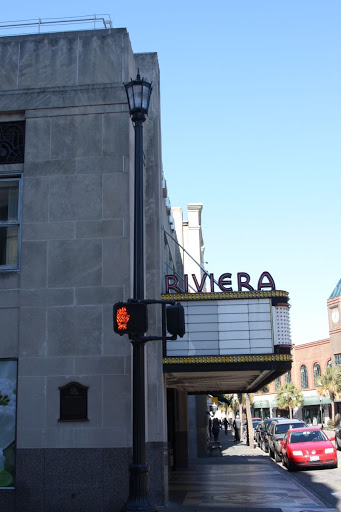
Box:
319;396;324;428
122;72;156;512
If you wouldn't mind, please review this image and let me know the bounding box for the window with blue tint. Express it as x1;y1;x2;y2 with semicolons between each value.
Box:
285;371;291;383
313;363;321;387
300;365;308;389
275;377;281;391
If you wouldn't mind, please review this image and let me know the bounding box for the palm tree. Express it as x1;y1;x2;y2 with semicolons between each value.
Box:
276;382;303;419
316;366;341;422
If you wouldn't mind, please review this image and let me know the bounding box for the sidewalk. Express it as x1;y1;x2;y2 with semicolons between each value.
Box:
160;428;339;512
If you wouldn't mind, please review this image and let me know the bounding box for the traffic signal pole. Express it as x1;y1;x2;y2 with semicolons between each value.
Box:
120;74;185;512
122;104;156;511
132;113;147;476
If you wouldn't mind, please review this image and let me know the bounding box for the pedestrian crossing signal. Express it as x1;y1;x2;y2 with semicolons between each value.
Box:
113;302;148;335
166;303;185;337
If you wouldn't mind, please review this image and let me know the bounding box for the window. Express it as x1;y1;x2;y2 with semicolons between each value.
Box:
0;178;21;269
335;354;341;366
313;362;321;387
327;359;332;367
284;371;291;383
300;365;308;389
0;121;25;164
276;422;305;434
275;377;281;391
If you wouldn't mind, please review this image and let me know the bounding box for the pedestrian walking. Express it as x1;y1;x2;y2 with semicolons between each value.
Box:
233;416;241;442
212;417;220;442
223;417;228;435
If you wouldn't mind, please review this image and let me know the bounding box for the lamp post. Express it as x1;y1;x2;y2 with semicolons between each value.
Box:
260;401;263;420
319;397;324;428
122;72;156;512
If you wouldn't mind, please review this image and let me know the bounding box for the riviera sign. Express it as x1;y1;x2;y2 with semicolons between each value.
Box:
165;271;276;294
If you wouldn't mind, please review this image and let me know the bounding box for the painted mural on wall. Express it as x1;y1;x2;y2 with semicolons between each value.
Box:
0;360;16;487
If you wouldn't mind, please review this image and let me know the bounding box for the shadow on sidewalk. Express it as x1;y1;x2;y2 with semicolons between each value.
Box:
195;427;264;463
165;428;340;511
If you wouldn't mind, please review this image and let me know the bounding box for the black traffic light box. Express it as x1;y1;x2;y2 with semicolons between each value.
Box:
166;303;185;337
113;302;148;336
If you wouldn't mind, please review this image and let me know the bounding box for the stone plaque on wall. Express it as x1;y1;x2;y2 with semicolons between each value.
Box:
58;382;89;422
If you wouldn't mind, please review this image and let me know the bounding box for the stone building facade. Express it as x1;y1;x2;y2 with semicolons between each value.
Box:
0;27;175;511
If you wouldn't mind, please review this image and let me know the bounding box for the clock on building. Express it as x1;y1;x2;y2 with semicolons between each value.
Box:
332;308;339;324
328;280;341;357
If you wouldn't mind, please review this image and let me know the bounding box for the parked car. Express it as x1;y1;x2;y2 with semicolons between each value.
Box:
268;419;306;462
256;417;284;453
281;427;338;471
335;427;341;451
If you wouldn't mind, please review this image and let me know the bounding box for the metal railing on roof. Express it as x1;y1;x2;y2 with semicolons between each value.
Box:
0;15;112;35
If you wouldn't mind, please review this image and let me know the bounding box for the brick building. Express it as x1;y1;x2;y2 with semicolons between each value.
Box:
253;278;341;424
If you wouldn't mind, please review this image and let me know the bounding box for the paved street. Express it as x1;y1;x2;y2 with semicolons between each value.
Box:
161;428;340;512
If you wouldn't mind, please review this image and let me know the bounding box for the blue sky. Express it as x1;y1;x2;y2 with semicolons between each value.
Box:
2;1;341;345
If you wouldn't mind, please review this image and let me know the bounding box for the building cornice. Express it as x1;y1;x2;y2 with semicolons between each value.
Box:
327;296;341;307
293;338;330;351
329;327;341;335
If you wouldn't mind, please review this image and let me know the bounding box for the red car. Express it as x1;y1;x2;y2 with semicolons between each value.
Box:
281;427;338;471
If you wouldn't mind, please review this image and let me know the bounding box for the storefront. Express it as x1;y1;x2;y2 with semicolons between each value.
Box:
253;400;270;419
302;396;330;425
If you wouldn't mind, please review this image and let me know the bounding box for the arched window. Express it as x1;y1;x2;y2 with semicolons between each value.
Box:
335;354;341;366
285;371;291;383
301;365;308;389
327;359;332;367
275;377;281;391
313;363;321;387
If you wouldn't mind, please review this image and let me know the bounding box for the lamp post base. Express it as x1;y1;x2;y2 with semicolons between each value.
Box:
121;464;158;512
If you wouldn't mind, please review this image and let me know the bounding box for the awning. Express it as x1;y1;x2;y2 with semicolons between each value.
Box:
253;400;270;408
303;396;331;406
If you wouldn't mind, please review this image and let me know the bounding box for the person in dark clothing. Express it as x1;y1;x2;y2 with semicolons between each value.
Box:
223;417;228;435
233;416;241;442
212;418;220;442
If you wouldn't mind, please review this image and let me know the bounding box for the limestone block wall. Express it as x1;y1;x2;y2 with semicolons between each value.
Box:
0;28;167;511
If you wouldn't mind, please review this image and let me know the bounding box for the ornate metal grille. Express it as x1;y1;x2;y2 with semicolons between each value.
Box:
0;122;25;164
